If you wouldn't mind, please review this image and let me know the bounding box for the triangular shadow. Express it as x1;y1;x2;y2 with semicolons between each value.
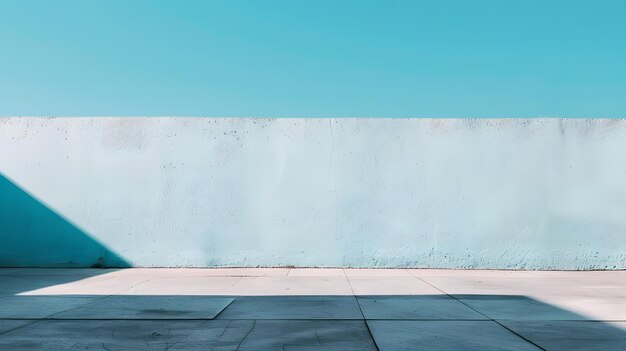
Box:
0;173;130;268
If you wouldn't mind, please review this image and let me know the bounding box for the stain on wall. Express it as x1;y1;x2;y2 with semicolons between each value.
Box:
1;117;624;269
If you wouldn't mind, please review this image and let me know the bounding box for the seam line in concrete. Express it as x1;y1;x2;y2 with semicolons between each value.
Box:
235;319;256;351
409;273;548;351
211;298;237;320
0;320;40;337
344;268;380;351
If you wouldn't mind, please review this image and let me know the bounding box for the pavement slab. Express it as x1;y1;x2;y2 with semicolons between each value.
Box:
49;295;235;320
0;296;97;319
356;295;487;320
217;296;364;320
454;295;589;321
368;320;543;351
501;321;626;351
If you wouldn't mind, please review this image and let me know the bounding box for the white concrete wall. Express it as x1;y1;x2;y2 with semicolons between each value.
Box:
1;117;625;269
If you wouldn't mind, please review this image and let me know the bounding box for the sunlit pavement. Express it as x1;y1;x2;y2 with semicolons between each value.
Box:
0;268;625;350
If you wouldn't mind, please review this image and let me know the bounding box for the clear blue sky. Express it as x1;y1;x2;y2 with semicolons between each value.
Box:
1;0;625;117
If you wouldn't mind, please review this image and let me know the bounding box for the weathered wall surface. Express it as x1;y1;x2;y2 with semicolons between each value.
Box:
1;117;625;269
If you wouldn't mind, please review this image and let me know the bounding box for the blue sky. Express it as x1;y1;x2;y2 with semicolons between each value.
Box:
1;0;624;117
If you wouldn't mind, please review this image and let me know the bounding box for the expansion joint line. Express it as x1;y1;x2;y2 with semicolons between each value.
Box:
411;274;548;351
343;269;380;351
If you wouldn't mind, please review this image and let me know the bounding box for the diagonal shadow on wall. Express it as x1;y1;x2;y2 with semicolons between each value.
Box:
0;173;130;268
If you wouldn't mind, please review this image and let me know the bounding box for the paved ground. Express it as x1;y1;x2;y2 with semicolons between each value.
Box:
0;268;625;350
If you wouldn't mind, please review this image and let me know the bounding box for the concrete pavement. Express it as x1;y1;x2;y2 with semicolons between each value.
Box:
0;268;625;350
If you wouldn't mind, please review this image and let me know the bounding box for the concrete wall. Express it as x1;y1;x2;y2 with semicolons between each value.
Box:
1;117;625;269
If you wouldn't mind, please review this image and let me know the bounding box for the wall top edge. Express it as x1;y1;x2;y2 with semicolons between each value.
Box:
1;116;625;120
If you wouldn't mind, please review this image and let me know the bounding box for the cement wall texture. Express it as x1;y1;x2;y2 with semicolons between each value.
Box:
1;117;625;269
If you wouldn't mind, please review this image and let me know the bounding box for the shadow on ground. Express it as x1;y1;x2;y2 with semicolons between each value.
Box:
0;292;625;350
0;173;129;268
